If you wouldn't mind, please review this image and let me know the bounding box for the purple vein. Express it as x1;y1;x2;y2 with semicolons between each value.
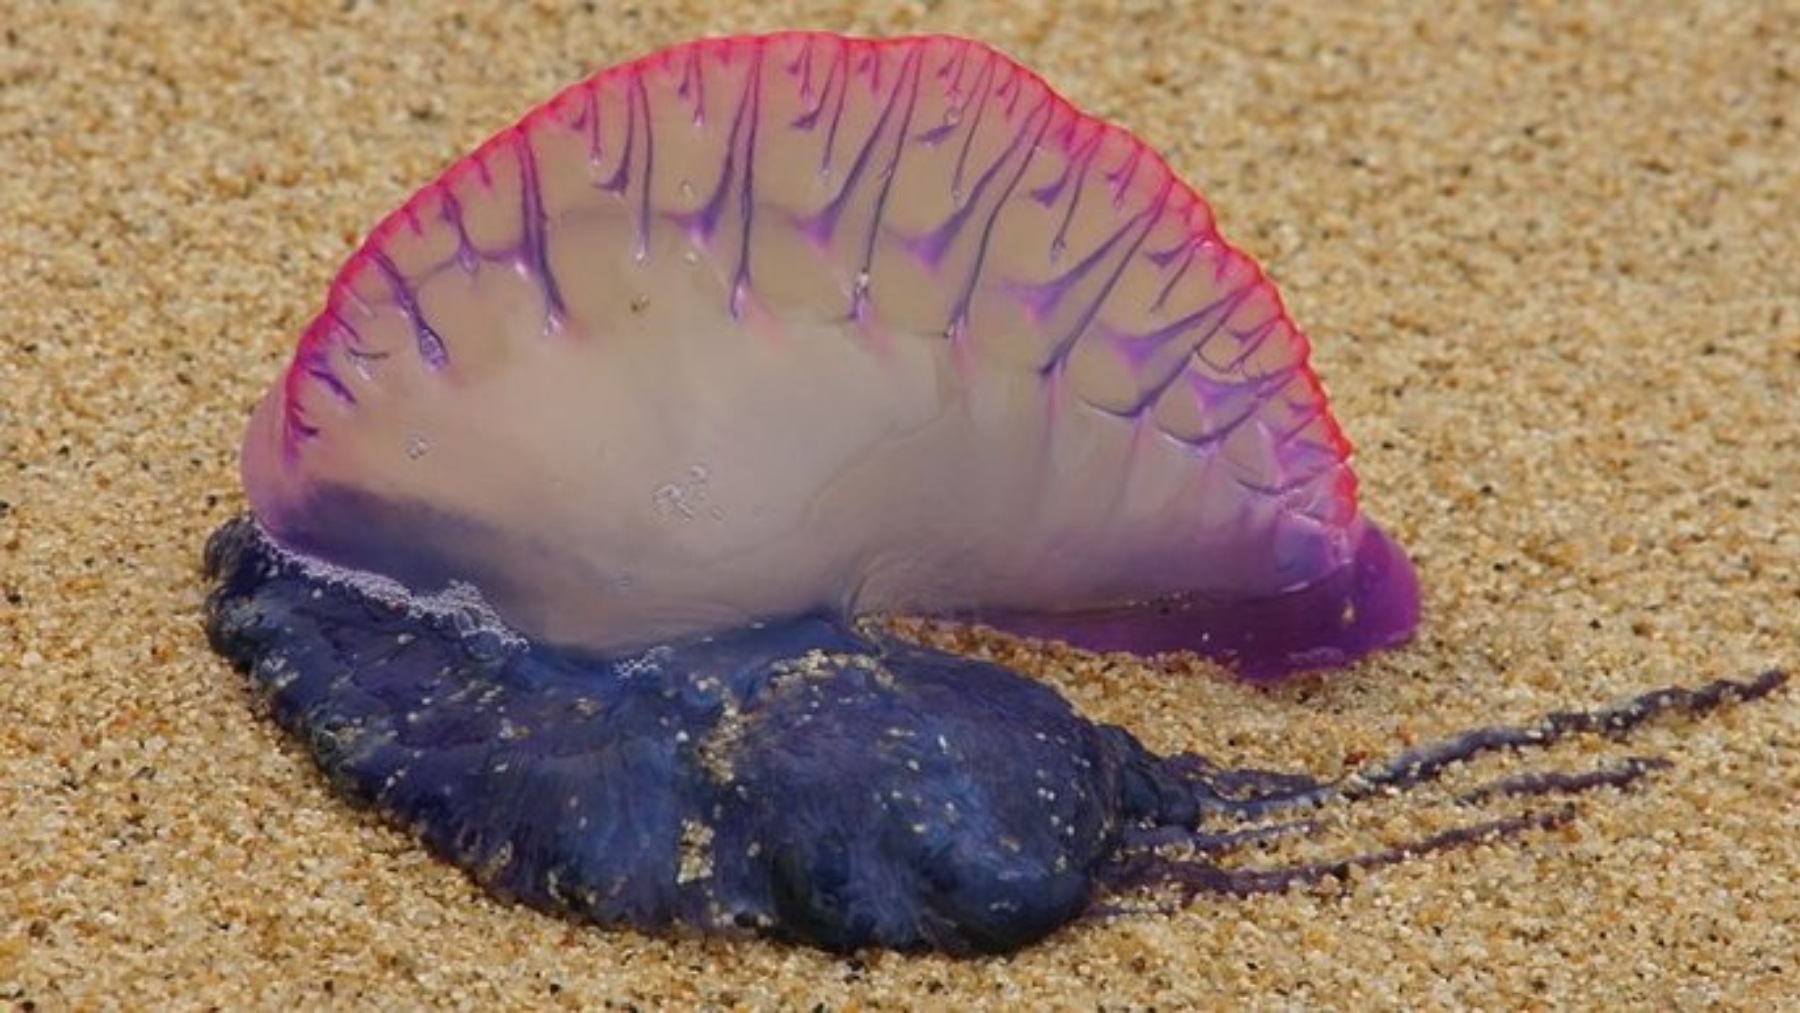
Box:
323;308;391;392
853;48;929;309
633;75;654;261
579;82;602;166
949;54;998;200
937;95;1054;340
1105;145;1145;209
1015;202;1149;326
786;35;816;102
729;48;764;318
299;337;355;405
677;47;706;125
594;81;631;194
997;61;1024;116
1210;316;1280;375
370;251;449;369
1100;285;1255;419
911;92;1045;265
513;132;566;325
1038;177;1175;376
804;45;921;243
437;188;479;275
815;44;851;179
789;37;836;133
1048;126;1105;255
1146;236;1204;313
324;307;371;356
1171;369;1296;449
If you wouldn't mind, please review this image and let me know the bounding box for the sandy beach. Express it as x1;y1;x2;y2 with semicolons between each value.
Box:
4;2;1796;1007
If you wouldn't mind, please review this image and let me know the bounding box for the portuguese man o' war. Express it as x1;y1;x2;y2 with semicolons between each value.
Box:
204;33;1788;954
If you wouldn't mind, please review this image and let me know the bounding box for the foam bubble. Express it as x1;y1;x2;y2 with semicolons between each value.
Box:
251;519;528;651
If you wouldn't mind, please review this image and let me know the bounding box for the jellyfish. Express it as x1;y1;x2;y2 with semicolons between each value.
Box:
203;32;1786;954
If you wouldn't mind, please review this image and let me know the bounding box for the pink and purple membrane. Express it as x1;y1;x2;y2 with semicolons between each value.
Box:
204;33;1783;954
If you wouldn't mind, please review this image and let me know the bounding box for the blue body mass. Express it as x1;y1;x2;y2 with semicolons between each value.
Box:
205;517;1176;952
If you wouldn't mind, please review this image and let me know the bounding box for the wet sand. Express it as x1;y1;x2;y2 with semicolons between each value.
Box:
5;2;1796;1007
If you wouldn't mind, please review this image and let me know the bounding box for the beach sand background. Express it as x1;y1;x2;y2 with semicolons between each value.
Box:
4;1;1796;1007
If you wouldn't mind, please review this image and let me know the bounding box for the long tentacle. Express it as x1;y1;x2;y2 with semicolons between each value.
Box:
1096;669;1787;913
1097;806;1576;908
1340;670;1786;801
1164;669;1786;820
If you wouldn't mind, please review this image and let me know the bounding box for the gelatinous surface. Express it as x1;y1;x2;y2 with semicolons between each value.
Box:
239;32;1416;671
210;32;1780;956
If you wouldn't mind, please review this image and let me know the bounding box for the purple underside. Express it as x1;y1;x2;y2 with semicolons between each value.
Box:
980;522;1421;681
